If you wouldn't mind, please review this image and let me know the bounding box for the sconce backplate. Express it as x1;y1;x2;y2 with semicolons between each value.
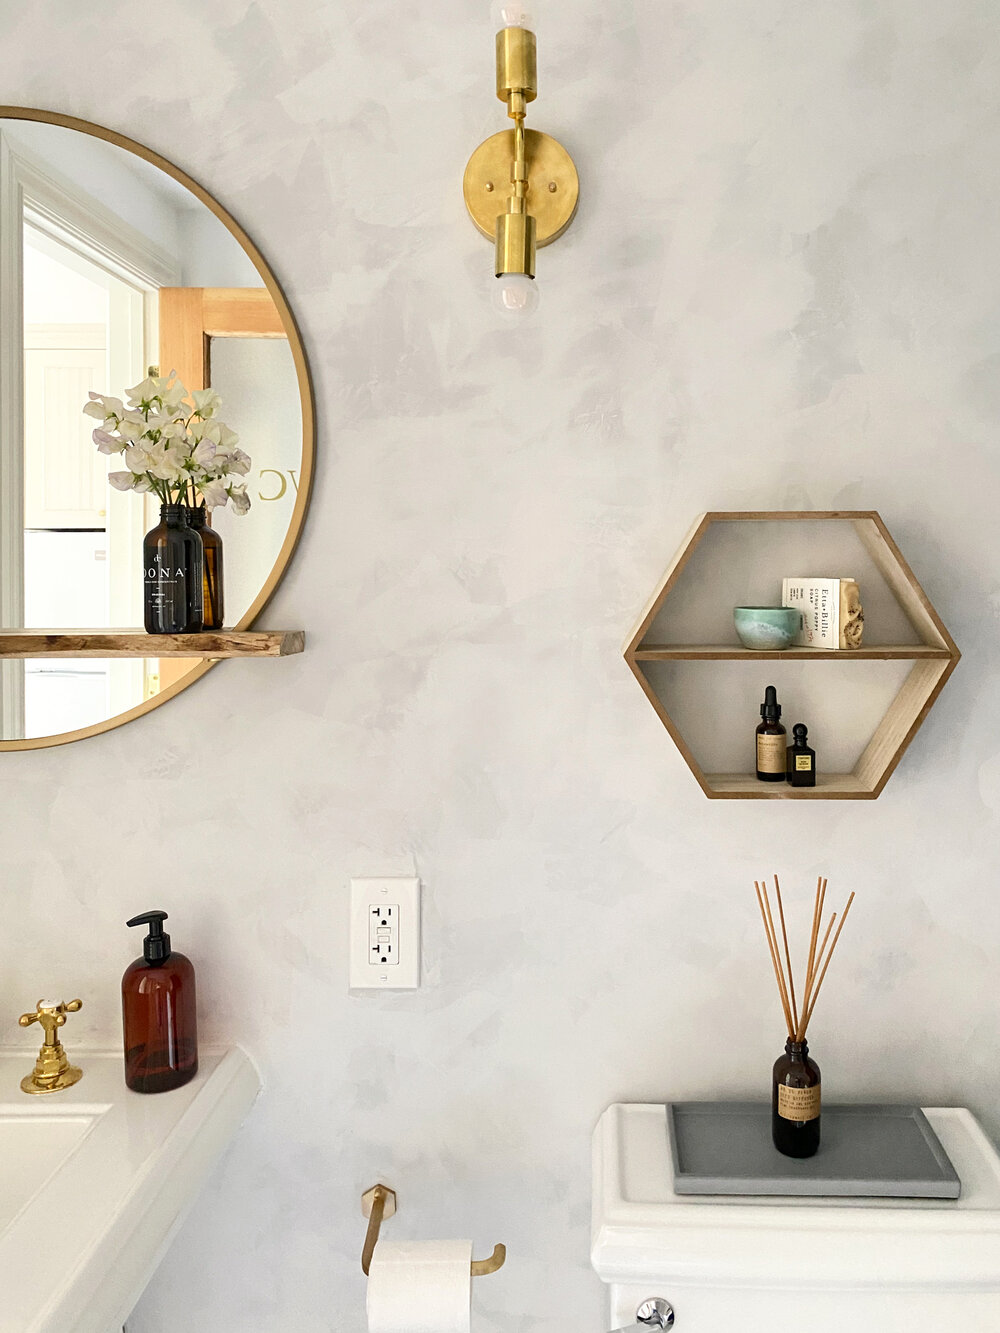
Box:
464;129;579;246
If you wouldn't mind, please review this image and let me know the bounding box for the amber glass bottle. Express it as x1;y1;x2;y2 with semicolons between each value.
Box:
122;911;198;1093
755;685;786;782
187;504;224;629
143;505;204;634
772;1038;820;1157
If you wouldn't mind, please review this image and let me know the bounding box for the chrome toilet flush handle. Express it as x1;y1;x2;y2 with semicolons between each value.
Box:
611;1298;675;1331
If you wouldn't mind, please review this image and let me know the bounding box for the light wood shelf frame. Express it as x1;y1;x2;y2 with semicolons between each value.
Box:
0;630;304;659
624;511;961;800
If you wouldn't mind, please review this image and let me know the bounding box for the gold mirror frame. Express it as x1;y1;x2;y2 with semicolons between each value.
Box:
0;107;316;752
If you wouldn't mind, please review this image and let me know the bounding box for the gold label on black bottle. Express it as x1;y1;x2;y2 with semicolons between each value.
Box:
778;1083;821;1122
757;733;786;773
795;755;813;771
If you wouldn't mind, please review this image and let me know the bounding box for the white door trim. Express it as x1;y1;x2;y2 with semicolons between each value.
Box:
9;138;180;290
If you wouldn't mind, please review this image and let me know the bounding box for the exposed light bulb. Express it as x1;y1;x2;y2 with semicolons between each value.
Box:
492;272;539;314
491;1;536;31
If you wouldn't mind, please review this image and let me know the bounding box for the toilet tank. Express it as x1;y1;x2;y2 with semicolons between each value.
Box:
592;1103;1000;1332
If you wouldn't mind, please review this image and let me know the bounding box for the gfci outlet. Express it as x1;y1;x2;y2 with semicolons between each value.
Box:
350;878;420;990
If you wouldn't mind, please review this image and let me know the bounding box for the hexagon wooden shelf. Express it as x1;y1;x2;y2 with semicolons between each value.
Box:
624;511;960;799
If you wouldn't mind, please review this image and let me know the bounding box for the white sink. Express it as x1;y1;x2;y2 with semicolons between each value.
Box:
0;1046;260;1333
0;1112;97;1233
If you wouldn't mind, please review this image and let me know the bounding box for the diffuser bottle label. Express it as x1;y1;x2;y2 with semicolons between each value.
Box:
778;1083;821;1122
757;734;786;773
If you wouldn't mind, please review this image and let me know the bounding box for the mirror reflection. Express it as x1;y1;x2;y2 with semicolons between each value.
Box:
0;117;307;744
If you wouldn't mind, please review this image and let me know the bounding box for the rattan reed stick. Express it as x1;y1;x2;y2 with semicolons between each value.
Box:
801;891;856;1034
773;874;799;1038
755;880;794;1037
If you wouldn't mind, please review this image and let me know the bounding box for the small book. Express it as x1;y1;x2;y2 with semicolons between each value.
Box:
782;577;863;649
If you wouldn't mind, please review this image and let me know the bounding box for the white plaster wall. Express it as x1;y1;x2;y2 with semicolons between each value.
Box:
2;1;999;1329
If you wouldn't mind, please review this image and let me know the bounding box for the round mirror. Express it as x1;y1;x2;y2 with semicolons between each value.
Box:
0;109;314;750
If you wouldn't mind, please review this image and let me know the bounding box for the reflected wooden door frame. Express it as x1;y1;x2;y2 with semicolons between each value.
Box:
159;287;286;395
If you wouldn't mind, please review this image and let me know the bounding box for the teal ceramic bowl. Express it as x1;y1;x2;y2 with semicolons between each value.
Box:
733;606;801;651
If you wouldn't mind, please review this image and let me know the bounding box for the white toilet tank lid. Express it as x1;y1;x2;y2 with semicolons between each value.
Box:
592;1104;1000;1292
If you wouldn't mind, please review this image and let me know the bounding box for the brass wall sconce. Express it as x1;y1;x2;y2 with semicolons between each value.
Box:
463;4;579;312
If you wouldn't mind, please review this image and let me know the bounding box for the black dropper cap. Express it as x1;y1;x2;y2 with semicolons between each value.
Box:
760;685;781;722
127;910;171;963
792;722;808;745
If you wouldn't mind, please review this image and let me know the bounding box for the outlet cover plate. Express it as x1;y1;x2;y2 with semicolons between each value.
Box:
350;877;420;990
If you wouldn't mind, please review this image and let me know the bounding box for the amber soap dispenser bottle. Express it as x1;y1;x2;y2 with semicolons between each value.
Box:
122;910;198;1093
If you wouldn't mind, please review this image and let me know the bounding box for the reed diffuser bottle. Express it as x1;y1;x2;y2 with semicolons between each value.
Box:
754;875;855;1159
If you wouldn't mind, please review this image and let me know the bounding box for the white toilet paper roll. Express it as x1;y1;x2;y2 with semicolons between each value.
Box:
367;1239;473;1333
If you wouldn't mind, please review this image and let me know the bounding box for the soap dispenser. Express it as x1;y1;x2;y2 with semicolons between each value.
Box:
122;911;198;1093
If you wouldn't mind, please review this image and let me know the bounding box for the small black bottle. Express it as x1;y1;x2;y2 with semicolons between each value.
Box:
787;722;816;787
143;505;204;634
772;1038;821;1157
755;685;786;782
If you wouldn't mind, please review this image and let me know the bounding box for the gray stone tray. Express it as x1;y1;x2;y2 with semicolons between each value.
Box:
667;1102;961;1198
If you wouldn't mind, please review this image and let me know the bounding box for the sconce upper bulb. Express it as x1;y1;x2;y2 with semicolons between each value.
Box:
492;273;539;314
491;1;536;31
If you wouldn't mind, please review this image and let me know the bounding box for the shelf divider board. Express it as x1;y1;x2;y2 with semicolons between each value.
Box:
634;645;952;661
704;773;873;799
0;630;304;658
624;511;961;801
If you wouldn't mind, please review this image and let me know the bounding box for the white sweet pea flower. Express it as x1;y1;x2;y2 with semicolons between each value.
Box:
88;391;124;416
108;471;136;491
117;416;145;444
92;427;124;455
217;423;239;449
190;387;221;418
228;483;251;516
125;376;160;409
147;442;187;482
159;377;189;411
199;477;229;509
191;438;217;468
226;447;252;476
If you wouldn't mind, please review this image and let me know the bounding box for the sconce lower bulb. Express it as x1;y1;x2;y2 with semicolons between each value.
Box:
492;1;535;30
493;272;539;314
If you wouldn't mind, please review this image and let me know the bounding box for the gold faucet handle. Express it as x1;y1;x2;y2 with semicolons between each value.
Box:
19;999;83;1044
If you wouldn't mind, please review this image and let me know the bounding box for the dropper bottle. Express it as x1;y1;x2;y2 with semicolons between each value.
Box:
755;685;787;783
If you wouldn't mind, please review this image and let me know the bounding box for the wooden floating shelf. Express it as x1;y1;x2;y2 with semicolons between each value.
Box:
0;630;305;659
624;511;961;800
704;773;873;799
634;644;952;661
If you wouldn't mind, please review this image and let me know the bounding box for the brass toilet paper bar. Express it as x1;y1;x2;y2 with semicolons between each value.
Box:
361;1183;506;1278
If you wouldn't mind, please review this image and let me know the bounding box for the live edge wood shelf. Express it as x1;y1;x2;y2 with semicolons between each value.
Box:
625;512;960;800
0;630;304;658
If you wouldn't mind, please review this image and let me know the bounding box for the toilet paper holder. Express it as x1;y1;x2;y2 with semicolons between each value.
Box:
361;1183;506;1278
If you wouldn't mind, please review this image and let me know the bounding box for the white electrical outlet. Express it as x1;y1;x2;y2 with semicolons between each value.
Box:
350;878;420;990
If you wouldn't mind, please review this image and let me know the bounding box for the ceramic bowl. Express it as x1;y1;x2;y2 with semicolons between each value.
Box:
733;606;801;651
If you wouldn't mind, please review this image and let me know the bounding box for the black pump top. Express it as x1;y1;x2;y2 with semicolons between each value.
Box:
792;723;809;745
127;910;171;963
760;685;781;722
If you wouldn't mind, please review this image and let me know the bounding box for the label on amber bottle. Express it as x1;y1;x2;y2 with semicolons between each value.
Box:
795;754;813;771
757;733;786;773
777;1083;821;1122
